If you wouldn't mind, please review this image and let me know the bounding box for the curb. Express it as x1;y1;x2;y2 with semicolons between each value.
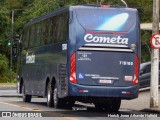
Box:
141;108;160;114
139;87;150;92
139;85;160;92
0;84;16;86
0;95;22;97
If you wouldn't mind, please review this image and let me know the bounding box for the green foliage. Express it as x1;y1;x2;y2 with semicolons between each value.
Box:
0;54;9;83
0;6;10;45
141;30;152;62
15;0;61;33
4;0;24;9
14;0;155;34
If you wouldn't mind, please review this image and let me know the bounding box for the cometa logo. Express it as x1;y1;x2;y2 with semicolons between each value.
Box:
84;34;128;45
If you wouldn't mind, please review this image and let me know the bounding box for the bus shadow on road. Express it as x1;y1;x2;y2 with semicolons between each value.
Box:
24;100;122;117
17;100;151;117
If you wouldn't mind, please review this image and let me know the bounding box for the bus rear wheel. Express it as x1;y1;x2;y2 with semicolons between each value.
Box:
22;83;32;102
53;84;64;108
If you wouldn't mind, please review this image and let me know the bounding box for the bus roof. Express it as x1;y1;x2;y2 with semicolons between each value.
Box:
25;4;137;27
25;6;69;26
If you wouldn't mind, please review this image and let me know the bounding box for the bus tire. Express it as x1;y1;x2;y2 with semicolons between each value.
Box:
47;81;54;107
22;83;32;102
53;84;64;108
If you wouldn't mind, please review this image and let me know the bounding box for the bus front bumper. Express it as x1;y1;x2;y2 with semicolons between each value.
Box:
68;83;139;100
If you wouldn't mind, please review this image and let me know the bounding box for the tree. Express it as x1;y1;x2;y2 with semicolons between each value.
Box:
0;0;24;82
4;0;24;9
0;6;10;45
15;0;61;34
0;54;9;83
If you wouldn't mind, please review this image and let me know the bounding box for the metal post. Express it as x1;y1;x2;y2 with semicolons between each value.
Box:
10;9;14;83
9;9;24;83
150;0;159;108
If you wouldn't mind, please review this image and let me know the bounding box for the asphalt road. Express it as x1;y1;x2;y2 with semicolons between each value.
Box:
0;96;159;120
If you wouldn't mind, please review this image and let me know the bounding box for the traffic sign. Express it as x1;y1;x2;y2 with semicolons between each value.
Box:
150;33;160;49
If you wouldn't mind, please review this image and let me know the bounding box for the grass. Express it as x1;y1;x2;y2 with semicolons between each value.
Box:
0;83;16;85
0;79;17;85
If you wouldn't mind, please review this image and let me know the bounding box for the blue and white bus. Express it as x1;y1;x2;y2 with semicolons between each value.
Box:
17;4;141;112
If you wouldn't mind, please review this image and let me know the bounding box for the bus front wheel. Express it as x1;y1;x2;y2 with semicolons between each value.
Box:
22;83;32;102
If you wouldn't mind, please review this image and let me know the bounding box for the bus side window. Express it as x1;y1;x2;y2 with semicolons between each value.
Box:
61;12;69;42
36;22;41;47
47;19;52;44
52;16;59;43
29;25;36;48
50;18;54;44
51;16;55;44
43;19;51;45
57;15;62;43
34;23;40;47
23;28;29;49
40;21;45;46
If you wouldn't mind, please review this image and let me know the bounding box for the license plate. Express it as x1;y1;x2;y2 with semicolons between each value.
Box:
99;80;112;84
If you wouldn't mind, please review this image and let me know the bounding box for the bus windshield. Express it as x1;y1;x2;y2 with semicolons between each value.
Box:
76;9;136;32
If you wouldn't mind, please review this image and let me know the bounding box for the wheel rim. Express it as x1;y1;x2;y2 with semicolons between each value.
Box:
54;88;58;105
47;87;51;102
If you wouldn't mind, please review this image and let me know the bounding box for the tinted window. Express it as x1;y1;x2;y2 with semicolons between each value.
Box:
29;24;41;48
50;12;69;43
76;9;136;31
23;27;29;49
27;11;69;48
36;22;42;46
